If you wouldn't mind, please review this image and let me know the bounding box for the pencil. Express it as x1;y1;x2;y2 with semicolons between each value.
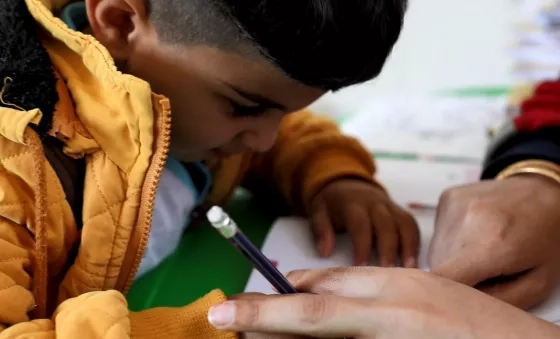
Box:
206;206;297;294
407;202;437;211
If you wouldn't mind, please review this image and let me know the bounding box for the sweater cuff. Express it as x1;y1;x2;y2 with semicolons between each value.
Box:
482;128;560;179
129;289;238;339
299;148;378;214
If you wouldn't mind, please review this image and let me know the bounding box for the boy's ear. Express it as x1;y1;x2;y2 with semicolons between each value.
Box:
86;0;153;60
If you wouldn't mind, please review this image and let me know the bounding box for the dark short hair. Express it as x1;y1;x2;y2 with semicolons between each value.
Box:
148;0;408;91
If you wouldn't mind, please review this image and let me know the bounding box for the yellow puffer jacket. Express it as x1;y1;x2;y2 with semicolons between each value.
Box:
0;0;377;338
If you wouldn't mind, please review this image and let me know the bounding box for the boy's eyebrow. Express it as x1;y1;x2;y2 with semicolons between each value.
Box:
226;83;285;110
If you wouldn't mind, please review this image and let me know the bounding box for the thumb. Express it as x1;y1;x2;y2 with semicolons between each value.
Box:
310;204;335;257
208;295;372;338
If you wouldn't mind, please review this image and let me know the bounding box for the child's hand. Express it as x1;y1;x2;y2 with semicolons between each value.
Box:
310;179;419;267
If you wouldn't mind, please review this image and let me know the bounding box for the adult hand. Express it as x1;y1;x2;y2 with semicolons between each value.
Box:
429;174;560;310
241;332;306;339
209;267;560;338
310;179;419;267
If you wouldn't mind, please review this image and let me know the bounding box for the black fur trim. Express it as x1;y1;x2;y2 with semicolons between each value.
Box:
0;0;58;136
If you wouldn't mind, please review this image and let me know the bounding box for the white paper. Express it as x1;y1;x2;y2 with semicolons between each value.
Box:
243;214;434;294
244;217;560;325
340;95;508;159
244;160;560;325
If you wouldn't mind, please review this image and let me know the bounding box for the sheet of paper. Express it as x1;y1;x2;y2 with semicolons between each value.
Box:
243;214;434;294
340;95;508;160
244;215;560;325
244;159;560;325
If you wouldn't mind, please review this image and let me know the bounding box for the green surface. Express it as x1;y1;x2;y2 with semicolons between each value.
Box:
127;189;277;311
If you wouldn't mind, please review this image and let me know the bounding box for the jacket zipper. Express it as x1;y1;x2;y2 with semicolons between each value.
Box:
115;99;172;293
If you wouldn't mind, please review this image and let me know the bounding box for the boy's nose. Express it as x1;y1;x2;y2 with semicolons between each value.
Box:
242;128;279;153
241;117;282;153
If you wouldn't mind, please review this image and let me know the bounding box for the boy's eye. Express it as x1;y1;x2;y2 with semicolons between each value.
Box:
230;101;266;118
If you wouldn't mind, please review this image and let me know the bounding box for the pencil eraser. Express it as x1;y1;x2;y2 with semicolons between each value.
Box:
207;206;225;224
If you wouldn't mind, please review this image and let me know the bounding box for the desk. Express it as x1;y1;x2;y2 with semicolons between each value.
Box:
126;189;276;311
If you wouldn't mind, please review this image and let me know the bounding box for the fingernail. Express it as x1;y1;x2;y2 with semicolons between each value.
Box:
208;302;236;327
380;258;390;267
405;257;417;268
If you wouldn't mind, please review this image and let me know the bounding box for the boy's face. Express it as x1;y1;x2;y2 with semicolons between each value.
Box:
127;44;325;162
86;0;325;162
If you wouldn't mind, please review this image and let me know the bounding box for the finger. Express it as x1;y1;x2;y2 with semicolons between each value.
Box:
429;233;513;286
370;205;398;267
394;208;420;268
344;207;373;266
477;267;554;310
208;294;373;338
311;204;336;257
286;267;392;298
429;244;534;288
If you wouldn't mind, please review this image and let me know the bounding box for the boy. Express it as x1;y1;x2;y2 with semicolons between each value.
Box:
0;0;417;338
